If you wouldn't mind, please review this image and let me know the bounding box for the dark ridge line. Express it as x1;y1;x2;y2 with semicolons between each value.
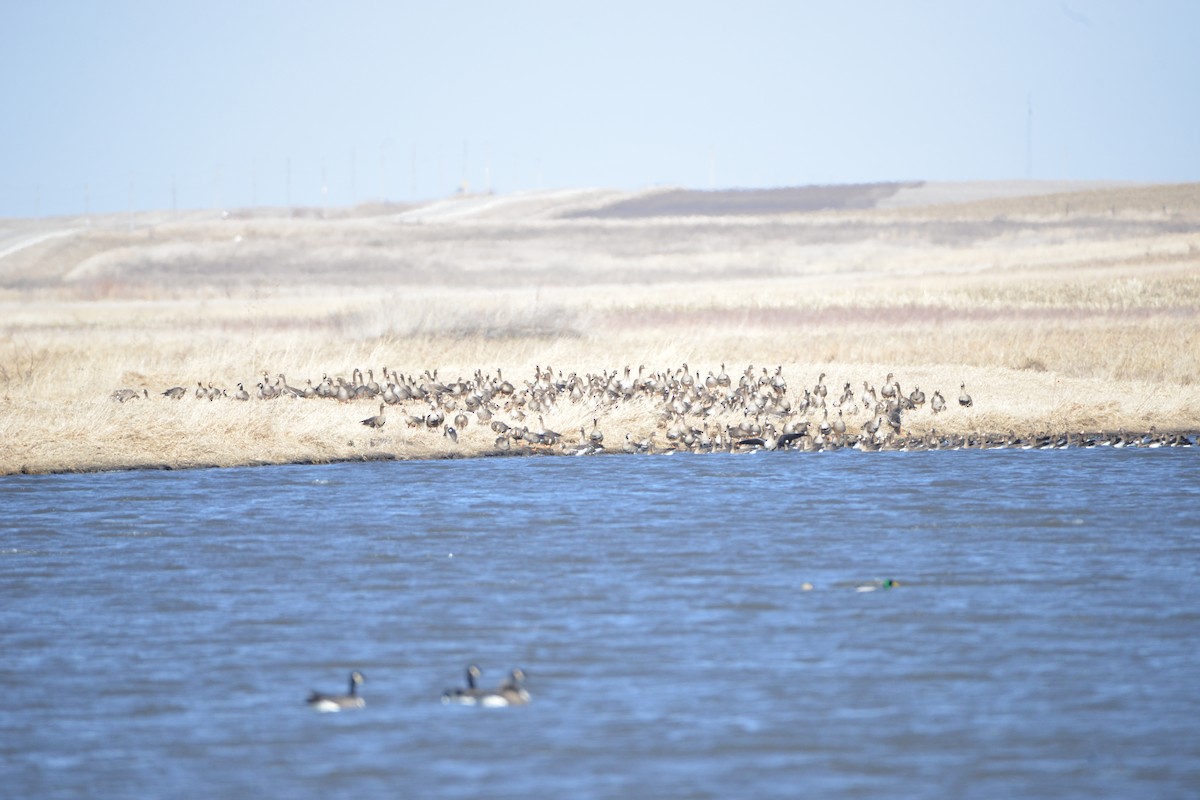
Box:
562;182;926;219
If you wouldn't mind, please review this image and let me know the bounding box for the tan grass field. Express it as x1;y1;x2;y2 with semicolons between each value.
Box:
1;181;1198;474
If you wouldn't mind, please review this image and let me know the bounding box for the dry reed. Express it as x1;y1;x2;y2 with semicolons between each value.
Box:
2;182;1198;474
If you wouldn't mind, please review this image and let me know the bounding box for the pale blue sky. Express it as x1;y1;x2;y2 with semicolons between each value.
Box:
2;1;1197;217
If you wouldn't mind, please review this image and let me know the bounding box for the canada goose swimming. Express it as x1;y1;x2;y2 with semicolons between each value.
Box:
307;671;365;712
478;668;531;707
361;403;386;428
442;664;485;705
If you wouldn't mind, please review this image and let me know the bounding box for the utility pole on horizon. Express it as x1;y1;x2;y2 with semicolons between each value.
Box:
380;139;391;202
321;161;328;218
127;171;135;229
461;139;468;193
1025;94;1033;179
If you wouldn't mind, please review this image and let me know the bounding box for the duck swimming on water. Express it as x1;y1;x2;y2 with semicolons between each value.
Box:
855;579;901;593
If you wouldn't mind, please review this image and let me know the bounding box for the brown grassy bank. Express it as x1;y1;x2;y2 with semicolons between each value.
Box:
1;182;1198;474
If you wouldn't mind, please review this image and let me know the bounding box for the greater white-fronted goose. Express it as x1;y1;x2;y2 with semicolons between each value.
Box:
958;383;973;407
832;409;847;436
278;374;305;398
536;416;561;446
931;390;946;414
361;403;386;428
111;388;147;402
588;418;604;445
861;382;876;409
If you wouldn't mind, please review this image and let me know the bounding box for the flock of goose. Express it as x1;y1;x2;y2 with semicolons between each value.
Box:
305;666;530;713
115;363;1196;453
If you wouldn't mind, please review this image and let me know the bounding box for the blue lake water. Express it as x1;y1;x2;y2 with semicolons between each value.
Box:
1;449;1198;798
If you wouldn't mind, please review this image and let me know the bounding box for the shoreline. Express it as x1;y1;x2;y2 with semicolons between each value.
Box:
8;431;1197;477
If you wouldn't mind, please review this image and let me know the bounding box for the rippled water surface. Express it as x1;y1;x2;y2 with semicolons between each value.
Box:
2;449;1199;798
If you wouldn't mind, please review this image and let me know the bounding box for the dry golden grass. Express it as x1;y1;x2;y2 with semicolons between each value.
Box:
1;181;1198;473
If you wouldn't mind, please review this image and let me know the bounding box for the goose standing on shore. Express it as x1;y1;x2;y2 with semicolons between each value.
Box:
958;383;973;408
111;388;148;402
931;390;946;414
361;403;386;428
307;671;365;712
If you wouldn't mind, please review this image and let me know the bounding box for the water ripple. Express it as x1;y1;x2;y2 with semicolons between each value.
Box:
0;449;1197;798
